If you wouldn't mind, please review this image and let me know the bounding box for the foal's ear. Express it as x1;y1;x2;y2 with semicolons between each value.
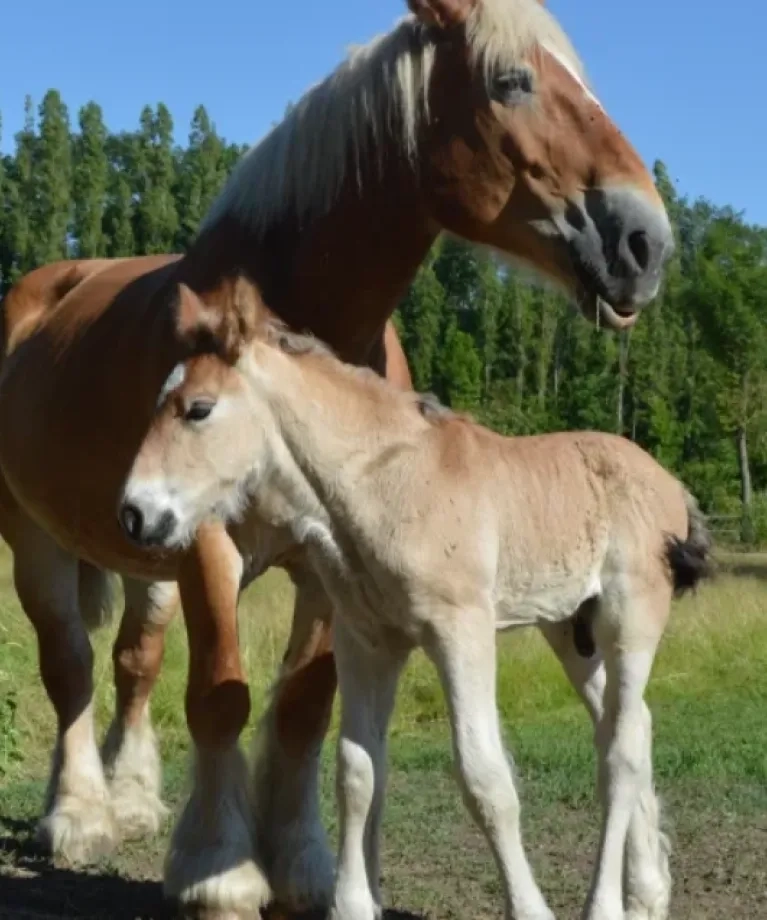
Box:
407;0;478;29
175;284;220;351
174;283;254;363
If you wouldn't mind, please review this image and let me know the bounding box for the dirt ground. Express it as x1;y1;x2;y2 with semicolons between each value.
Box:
2;793;765;919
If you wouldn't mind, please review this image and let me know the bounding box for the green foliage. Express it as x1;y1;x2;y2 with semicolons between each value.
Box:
72;102;108;257
32;91;72;264
398;261;444;392
0;92;764;533
0;688;22;776
439;317;483;410
0;94;242;280
175;106;227;249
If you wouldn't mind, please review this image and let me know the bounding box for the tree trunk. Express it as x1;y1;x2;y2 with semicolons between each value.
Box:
737;425;754;543
617;331;630;434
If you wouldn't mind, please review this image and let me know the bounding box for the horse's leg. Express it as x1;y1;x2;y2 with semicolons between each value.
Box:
426;609;554;920
540;620;670;920
329;618;408;920
101;578;177;839
250;562;336;910
166;521;269;919
12;521;116;863
579;591;665;920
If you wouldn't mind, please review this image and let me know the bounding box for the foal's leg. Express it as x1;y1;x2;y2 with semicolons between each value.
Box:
166;522;269;918
541;621;670;920
580;593;665;920
250;563;336;910
427;610;555;920
101;578;177;839
329;618;407;920
13;523;116;863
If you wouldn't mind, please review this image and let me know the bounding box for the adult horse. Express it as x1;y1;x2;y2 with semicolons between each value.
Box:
0;0;674;917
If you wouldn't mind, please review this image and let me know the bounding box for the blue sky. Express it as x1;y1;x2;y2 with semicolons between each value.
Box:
2;0;764;225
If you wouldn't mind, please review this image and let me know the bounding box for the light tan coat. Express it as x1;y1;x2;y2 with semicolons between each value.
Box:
122;303;711;920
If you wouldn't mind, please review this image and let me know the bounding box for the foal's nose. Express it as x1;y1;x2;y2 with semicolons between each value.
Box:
120;502;144;542
119;502;177;547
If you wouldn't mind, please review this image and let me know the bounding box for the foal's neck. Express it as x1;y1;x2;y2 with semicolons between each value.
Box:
259;348;421;536
181;154;437;366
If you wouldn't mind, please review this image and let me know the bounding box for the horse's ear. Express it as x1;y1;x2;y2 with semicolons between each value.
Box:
407;0;477;29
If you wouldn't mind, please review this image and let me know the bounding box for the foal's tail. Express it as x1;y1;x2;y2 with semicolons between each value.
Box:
666;489;714;597
79;562;118;632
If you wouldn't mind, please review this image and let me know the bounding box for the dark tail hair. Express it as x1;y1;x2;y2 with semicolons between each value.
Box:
666;489;714;597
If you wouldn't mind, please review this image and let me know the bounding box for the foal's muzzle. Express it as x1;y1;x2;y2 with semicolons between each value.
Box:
119;501;177;548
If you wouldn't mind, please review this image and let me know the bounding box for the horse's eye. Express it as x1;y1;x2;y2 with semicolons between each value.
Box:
184;400;215;423
490;68;534;106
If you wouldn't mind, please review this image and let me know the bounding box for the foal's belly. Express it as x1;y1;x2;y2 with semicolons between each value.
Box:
495;570;602;631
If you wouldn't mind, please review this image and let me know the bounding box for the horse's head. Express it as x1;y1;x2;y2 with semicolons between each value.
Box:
409;0;673;329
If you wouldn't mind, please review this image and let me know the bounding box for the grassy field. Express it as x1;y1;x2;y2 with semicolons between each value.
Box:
1;545;766;918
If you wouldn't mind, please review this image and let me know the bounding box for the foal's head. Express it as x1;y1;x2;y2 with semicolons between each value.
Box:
119;281;279;550
408;0;673;328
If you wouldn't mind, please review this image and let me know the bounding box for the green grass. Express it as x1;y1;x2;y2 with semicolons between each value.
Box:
1;546;767;918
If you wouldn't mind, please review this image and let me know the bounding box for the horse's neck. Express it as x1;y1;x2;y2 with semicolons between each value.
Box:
182;158;437;364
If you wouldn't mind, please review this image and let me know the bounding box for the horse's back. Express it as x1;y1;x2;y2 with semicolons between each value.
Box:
1;255;181;357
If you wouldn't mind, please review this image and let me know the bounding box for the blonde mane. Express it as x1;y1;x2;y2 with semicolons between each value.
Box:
201;0;583;238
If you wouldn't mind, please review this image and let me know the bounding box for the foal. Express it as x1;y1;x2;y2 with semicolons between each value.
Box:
119;305;712;920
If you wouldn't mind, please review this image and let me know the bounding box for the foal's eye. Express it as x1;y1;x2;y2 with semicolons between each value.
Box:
489;68;534;106
184;400;216;423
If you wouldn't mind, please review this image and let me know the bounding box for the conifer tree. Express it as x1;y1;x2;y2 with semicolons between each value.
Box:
32;90;72;264
72;102;108;257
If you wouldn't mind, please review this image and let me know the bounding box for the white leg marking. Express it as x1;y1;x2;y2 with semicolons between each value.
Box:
541;621;671;920
164;745;271;917
329;620;405;920
38;700;117;864
623;704;671;920
583;649;657;920
429;611;554;920
102;703;168;839
14;531;116;864
102;578;176;840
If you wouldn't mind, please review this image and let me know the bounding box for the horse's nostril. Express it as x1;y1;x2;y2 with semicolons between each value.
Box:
627;229;650;272
120;503;143;541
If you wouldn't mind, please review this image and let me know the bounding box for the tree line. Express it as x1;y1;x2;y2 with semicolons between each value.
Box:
2;91;767;542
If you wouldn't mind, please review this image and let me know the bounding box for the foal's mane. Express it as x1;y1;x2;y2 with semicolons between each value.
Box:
201;0;582;237
260;319;457;424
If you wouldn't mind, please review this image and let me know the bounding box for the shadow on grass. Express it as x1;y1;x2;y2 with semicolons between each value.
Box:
0;811;166;919
0;821;425;920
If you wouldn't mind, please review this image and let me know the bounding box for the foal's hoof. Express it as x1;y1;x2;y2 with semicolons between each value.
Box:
37;795;118;865
625;904;670;920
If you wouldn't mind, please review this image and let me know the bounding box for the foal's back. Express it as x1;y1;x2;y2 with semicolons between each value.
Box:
411;418;689;626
